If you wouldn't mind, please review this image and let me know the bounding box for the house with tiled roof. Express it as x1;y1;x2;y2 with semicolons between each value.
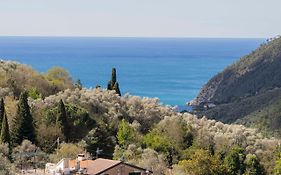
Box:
46;154;152;175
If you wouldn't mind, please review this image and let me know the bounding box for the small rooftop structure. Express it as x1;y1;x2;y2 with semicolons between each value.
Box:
77;154;86;161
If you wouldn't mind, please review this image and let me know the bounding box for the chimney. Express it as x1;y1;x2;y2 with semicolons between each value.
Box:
77;154;86;161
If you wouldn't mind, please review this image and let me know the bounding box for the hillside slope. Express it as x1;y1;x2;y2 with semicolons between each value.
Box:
191;37;281;136
0;60;73;98
0;60;279;174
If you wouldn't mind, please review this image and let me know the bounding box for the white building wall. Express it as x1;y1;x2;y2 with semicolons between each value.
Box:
54;158;70;175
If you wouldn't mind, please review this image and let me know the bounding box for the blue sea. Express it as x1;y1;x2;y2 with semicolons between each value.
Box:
0;36;264;107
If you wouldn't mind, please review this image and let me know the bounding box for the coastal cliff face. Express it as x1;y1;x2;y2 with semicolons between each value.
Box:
192;37;281;106
192;37;281;136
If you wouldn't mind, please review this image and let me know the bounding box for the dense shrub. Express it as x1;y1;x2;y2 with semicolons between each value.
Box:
0;61;73;99
0;60;279;174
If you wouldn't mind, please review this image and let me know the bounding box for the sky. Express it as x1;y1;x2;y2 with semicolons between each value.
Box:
0;0;280;38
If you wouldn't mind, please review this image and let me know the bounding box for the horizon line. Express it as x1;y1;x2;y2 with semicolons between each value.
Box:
0;35;267;40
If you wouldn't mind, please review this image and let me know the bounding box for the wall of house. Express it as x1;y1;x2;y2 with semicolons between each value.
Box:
102;163;147;175
55;159;70;175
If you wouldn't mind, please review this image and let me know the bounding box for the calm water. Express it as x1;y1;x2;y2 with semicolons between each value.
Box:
0;36;264;106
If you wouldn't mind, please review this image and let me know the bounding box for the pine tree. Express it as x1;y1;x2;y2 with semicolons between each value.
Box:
0;98;5;131
57;99;68;141
11;91;36;145
107;68;121;96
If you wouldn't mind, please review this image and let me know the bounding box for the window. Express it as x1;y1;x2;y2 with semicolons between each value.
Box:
128;172;141;175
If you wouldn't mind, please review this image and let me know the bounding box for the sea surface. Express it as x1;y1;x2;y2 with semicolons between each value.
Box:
0;36;264;107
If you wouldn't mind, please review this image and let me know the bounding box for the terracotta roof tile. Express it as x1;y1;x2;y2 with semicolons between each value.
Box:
68;158;150;175
69;159;96;169
86;158;121;174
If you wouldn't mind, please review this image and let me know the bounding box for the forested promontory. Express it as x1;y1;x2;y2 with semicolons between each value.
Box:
191;36;281;137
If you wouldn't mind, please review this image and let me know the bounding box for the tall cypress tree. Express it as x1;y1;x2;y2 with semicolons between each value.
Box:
111;68;117;85
56;99;68;141
107;68;116;91
11;91;36;145
107;68;121;96
0;113;11;145
0;98;5;131
0;99;12;160
113;82;121;96
107;81;112;90
0;99;11;145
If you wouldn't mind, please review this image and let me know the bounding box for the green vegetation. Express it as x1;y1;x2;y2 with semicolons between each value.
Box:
0;107;11;145
0;98;11;159
12;140;46;171
0;143;15;174
49;143;85;163
0;60;279;174
11;91;36;145
0;61;74;99
107;68;121;96
192;37;281;137
28;87;42;100
224;147;246;175
117;119;139;148
75;79;83;90
56;99;68;141
43;102;95;144
178;148;226;175
244;154;264;175
0;98;4;131
274;151;281;175
45;66;73;92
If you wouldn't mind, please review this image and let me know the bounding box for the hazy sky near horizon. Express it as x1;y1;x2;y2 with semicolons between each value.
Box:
0;0;280;38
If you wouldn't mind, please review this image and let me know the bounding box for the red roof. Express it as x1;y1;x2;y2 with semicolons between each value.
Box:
69;159;96;169
86;158;121;174
68;158;150;175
